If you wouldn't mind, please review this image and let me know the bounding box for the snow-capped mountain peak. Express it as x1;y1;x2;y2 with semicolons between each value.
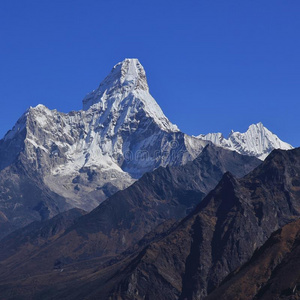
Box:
0;57;295;237
82;58;179;133
118;58;149;92
0;58;198;213
87;58;149;105
82;59;147;110
197;122;293;160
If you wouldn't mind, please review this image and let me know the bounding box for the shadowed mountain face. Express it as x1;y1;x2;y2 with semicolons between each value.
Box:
66;144;261;257
0;208;87;262
0;147;295;300
0;145;260;299
206;218;300;300
103;148;300;300
0;155;72;240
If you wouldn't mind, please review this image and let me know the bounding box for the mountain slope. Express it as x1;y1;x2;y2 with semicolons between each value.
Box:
197;122;293;159
206;218;300;300
1;147;295;300
0;145;261;299
0;208;87;262
0;156;72;240
104;148;300;300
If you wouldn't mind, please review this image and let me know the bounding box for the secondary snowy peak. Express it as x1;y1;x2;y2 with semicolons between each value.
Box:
197;122;293;160
82;58;179;133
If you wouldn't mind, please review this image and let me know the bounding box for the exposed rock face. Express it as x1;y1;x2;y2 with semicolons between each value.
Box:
206;218;300;300
197;122;293;160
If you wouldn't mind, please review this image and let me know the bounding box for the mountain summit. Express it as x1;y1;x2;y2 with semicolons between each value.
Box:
83;58;149;109
82;58;178;132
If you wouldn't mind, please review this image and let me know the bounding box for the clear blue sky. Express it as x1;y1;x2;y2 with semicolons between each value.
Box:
0;0;299;146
